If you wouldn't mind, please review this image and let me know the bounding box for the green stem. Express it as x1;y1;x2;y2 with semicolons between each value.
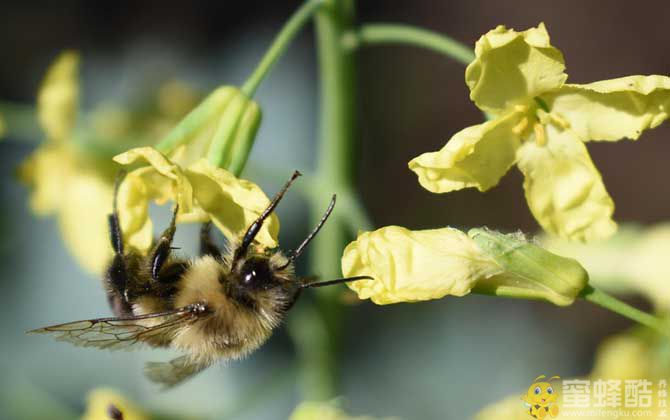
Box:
288;0;358;402
241;0;326;97
345;23;475;65
580;285;668;336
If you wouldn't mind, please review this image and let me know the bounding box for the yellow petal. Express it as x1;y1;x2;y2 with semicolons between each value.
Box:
18;143;70;215
466;23;567;114
38;51;79;142
516;126;616;241
57;170;114;274
342;226;503;304
82;388;148;420
19;144;116;274
186;159;278;248
545;75;670;142
408;112;521;193
115;147;278;253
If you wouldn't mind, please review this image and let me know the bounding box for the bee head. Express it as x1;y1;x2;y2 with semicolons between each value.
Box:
236;256;278;291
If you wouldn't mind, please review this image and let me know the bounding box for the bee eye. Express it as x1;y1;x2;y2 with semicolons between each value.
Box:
239;257;274;290
547;387;553;394
535;387;541;395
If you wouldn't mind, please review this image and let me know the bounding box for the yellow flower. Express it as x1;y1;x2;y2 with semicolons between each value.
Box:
19;143;117;274
342;226;588;306
542;224;670;312
114;147;278;254
19;52;117;274
37;51;79;143
19;52;201;274
409;23;670;242
81;388;148;420
342;226;503;304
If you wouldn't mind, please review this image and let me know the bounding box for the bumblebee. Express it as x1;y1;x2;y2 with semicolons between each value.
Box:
30;171;370;388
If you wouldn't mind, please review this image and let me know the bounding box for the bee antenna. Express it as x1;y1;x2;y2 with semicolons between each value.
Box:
233;170;301;266
279;194;336;270
301;275;373;289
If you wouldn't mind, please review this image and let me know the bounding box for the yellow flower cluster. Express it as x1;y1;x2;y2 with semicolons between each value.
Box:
409;23;670;242
20;52;275;273
344;23;670;307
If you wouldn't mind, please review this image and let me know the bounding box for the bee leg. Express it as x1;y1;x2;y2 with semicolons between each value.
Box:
105;171;133;316
199;222;222;258
150;204;179;280
106;217;133;316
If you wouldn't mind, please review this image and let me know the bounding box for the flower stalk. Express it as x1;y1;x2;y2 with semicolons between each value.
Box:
288;0;358;401
580;285;668;336
344;23;475;65
241;0;326;97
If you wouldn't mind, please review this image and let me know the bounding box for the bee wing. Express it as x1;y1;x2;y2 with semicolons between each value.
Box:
28;303;208;351
144;355;211;389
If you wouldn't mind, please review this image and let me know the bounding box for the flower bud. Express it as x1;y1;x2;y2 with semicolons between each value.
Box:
155;86;261;174
468;228;588;306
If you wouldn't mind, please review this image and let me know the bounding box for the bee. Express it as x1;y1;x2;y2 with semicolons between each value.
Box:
29;171;370;388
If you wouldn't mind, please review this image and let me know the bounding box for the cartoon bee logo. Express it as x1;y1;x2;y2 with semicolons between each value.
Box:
522;375;560;419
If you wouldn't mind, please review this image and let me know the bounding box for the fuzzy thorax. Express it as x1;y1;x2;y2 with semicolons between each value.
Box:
170;254;294;365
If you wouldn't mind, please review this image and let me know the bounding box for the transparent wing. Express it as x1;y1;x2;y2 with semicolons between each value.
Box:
28;303;208;351
145;355;211;389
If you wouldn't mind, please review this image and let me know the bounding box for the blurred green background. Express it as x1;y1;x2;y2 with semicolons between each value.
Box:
1;1;669;419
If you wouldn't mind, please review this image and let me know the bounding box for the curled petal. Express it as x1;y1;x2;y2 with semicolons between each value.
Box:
466;23;567;114
186;159;278;248
38;51;79;142
408;112;521;193
342;226;503;304
545;75;670;142
114;147;278;254
516;126;616;241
